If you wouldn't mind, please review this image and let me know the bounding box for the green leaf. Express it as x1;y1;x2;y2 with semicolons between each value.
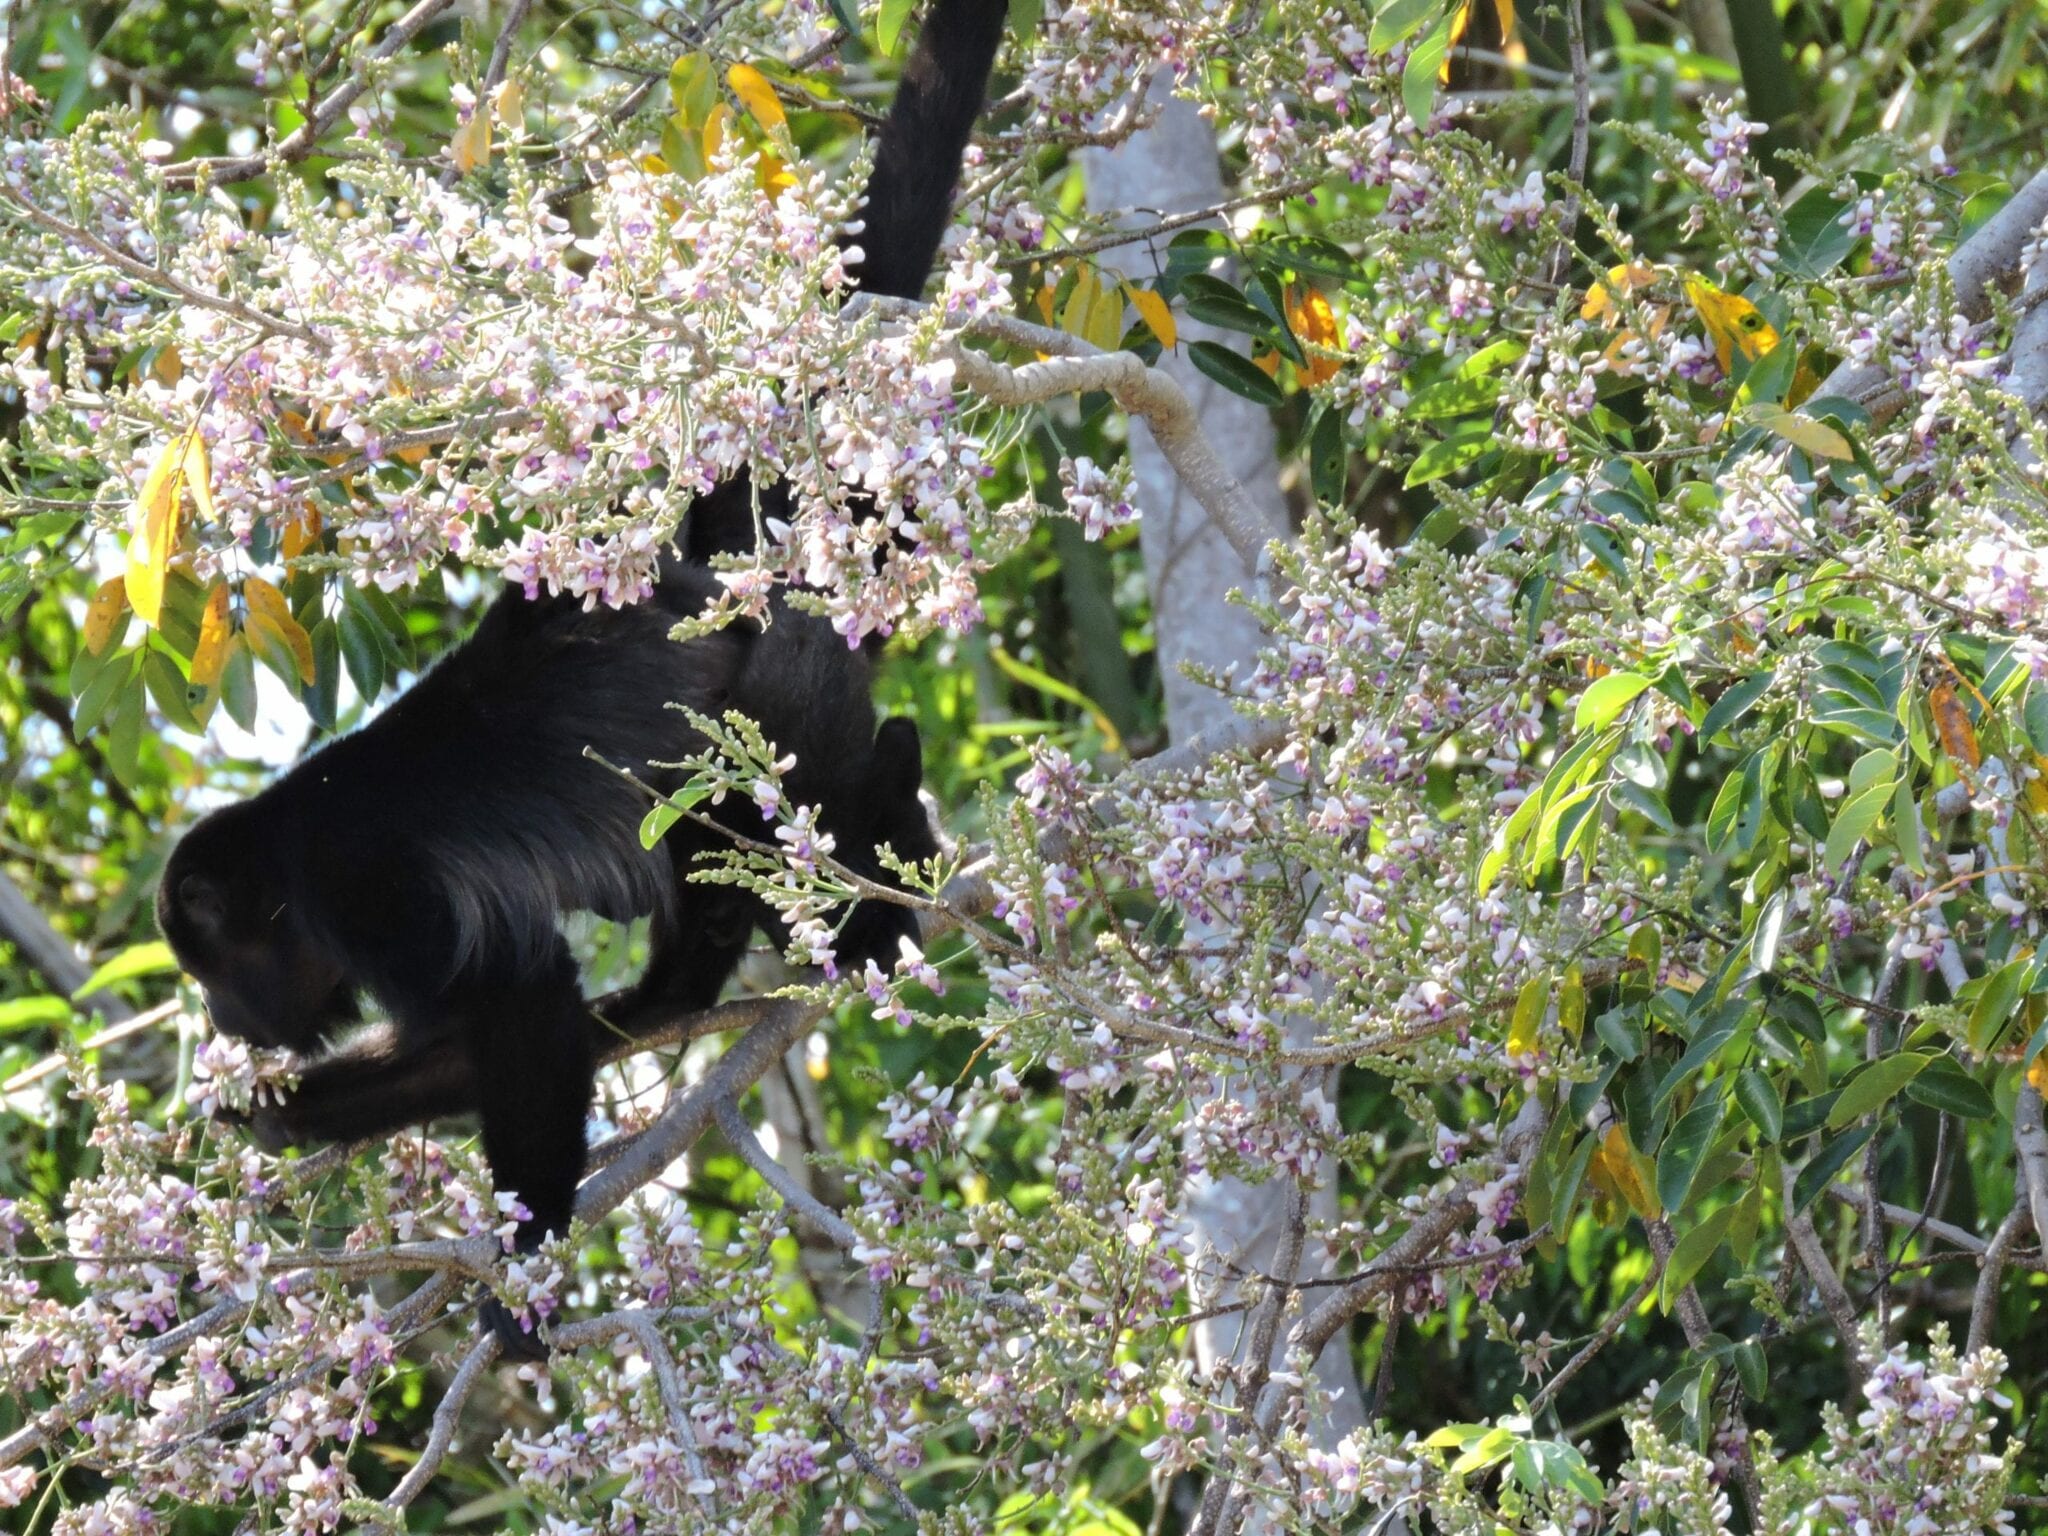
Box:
1790;1125;1874;1216
1904;1056;1996;1120
1187;341;1284;406
337;600;386;700
1697;670;1773;744
1371;0;1443;51
1657;1092;1725;1215
1574;671;1652;733
106;677;145;786
1823;779;1891;872
1401;8;1455;131
1660;1202;1738;1313
73;940;177;998
1751;888;1790;973
1729;1338;1769;1400
1967;957;2035;1054
1733;1069;1783;1141
1405;374;1501;420
0;995;74;1030
222;638;259;732
876;0;918;54
1404;422;1494;487
1826;1052;1931;1129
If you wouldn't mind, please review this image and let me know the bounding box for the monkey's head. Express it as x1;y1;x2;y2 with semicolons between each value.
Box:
157;805;355;1053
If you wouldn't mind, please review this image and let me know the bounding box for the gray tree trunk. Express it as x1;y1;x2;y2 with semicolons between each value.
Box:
1082;84;1369;1451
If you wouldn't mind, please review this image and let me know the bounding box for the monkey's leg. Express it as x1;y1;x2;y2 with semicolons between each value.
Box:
253;1029;477;1149
458;941;594;1359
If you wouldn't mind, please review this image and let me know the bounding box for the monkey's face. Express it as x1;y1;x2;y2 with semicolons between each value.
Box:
157;824;354;1055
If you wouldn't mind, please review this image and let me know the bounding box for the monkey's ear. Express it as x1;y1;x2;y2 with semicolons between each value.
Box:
871;717;923;800
175;873;230;938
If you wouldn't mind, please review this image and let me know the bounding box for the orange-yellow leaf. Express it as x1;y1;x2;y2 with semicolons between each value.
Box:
757;151;797;197
1441;2;1472;82
702;100;733;162
189;582;232;688
451;109;492;174
126;441;187;625
1285;284;1343;385
1929;681;1981;769
1034;280;1056;327
1599;1123;1661;1220
1492;0;1516;41
2030;1053;2048;1097
1251;348;1282;380
82;576;128;655
244;577;316;684
282;505;323;562
1124;284;1177;348
728;63;787;133
1581;262;1661;322
1684;274;1779;373
151;346;183;386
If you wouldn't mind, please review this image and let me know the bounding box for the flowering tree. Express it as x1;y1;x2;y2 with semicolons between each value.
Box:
3;0;2047;1532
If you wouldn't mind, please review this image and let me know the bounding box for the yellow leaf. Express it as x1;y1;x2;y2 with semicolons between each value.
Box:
1929;681;1981;769
243;577;316;685
703;100;733;162
282;504;323;562
638;152;670;175
1285;284;1343;385
1558;964;1585;1043
151;346;183;386
1492;0;1516;42
2030;755;2048;814
1034;280;1056;327
1124;284;1177;348
1683;274;1778;373
727;62;787;133
451;109;492;174
1251;348;1282;379
189;582;231;688
1441;2;1472;82
1084;279;1125;352
126;437;191;625
1599;1123;1661;1220
1507;974;1545;1058
493;78;524;130
2031;1052;2048;1098
1581;262;1661;322
757;151;797;197
1060;267;1098;338
82;576;128;655
1748;406;1853;461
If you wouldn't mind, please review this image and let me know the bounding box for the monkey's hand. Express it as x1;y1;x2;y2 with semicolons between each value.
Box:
479;1296;552;1361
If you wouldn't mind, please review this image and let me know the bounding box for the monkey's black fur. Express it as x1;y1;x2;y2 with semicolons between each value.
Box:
157;0;1004;1356
681;0;1008;568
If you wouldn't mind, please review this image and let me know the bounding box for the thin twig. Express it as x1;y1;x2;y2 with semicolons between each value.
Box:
715;1095;861;1249
1527;1267;1660;1420
384;1332;501;1509
1968;1197;2028;1354
163;0;463;187
1547;0;1591;288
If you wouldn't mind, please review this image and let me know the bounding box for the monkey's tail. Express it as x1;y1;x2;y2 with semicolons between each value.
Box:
838;0;1009;300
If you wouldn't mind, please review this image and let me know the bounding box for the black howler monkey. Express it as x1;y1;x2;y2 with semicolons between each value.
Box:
156;0;1005;1355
